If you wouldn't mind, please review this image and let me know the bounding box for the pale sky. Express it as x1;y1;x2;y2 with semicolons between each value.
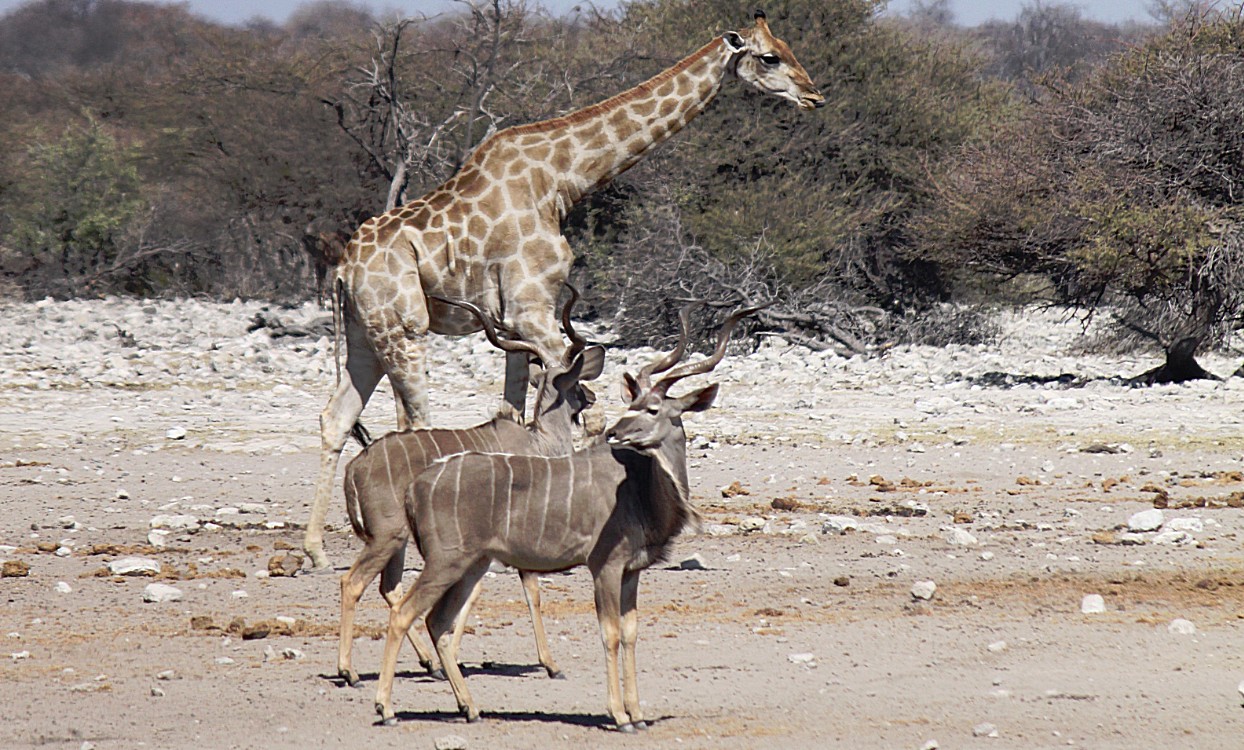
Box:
0;0;1159;27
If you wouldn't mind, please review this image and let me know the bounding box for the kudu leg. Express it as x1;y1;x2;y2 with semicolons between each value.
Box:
447;573;486;670
378;543;441;677
619;570;645;729
426;558;493;723
519;570;564;679
375;555;487;725
593;569;634;732
307;343;383;570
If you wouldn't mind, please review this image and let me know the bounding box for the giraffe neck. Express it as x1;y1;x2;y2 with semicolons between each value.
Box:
567;37;730;198
504;37;732;209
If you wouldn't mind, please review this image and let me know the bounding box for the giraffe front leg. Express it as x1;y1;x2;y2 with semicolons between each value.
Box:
308;339;383;570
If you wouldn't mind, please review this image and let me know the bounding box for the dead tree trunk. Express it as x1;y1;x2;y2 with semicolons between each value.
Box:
1126;336;1221;386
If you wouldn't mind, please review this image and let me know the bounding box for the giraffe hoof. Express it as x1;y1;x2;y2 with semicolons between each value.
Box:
305;548;331;571
616;722;637;734
338;668;360;687
375;703;397;726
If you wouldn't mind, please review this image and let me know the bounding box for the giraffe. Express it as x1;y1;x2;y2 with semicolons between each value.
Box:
304;10;823;569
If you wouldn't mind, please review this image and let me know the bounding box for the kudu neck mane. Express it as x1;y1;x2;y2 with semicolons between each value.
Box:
608;427;697;570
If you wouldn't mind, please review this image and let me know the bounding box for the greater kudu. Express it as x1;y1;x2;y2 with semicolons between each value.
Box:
337;288;605;686
373;303;761;731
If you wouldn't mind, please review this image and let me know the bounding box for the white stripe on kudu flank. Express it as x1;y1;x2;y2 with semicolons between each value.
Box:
502;455;514;539
536;457;552;546
451;460;463;545
383;441;400;511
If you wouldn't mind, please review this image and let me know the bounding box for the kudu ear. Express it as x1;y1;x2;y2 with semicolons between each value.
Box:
675;382;719;414
621;372;642;403
578;345;606;382
527;361;544;389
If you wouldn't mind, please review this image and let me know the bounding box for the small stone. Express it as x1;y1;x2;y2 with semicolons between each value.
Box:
3;560;31;577
678;554;708;571
1081;594;1106;614
155;669;177;680
434;735;469;750
55;581;72;594
189;615;215;630
231;590;248;599
911;580;937;601
142;583;183;603
149;514;199;531
1165;517;1203;533
10;650;30;660
280;647;305;660
833;575;850;587
238;503;267;514
738;516;767;533
946;528;978;546
214;657;235;666
979;551;995;561
1127;509;1164;533
921;741;940;750
1167;618;1197;635
242;624;270;640
1152;529;1191;545
150;685;166;697
267;553;302;577
54;546;72;557
165;427;187;440
987;640;1008;653
147;529;170;548
108;557;161;576
787;652;816;665
972;722;999;738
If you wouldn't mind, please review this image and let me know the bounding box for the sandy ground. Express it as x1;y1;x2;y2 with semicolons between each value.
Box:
3;299;1244;749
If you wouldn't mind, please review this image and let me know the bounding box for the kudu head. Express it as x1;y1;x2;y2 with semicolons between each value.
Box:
430;287;605;433
724;10;825;111
605;302;767;454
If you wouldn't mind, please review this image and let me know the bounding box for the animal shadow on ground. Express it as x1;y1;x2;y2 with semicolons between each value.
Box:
323;661;544;687
380;709;674;731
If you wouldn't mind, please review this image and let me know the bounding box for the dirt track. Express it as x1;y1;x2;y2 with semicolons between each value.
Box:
4;299;1244;749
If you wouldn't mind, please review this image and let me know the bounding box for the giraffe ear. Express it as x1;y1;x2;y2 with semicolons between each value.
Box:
722;31;746;53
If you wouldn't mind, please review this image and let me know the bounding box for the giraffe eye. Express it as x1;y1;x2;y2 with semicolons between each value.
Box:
758;53;781;66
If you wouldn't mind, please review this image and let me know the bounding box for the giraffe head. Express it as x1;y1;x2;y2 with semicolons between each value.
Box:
724;10;824;111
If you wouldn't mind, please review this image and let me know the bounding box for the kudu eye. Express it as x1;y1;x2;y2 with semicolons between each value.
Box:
758;53;781;66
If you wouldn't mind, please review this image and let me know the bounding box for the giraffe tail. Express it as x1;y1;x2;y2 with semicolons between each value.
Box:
331;274;346;385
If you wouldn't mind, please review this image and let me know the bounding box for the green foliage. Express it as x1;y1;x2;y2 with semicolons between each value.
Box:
3;119;147;292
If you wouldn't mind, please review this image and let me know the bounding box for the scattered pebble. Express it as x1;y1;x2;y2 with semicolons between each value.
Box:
787;652;816;665
973;722;999;738
1127;509;1164;533
1167;618;1197;635
1081;594;1106;614
142;583;183;603
434;735;469;750
678;554;708;570
2;560;30;578
108;557;161;576
54;582;72;594
911;581;937;601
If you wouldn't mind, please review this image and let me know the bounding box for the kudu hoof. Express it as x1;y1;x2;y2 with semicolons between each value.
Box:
547;668;566;680
616;722;638;734
634;720;649;731
427;666;447;681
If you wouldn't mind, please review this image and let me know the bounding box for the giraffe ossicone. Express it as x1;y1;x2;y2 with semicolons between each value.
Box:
303;11;823;570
